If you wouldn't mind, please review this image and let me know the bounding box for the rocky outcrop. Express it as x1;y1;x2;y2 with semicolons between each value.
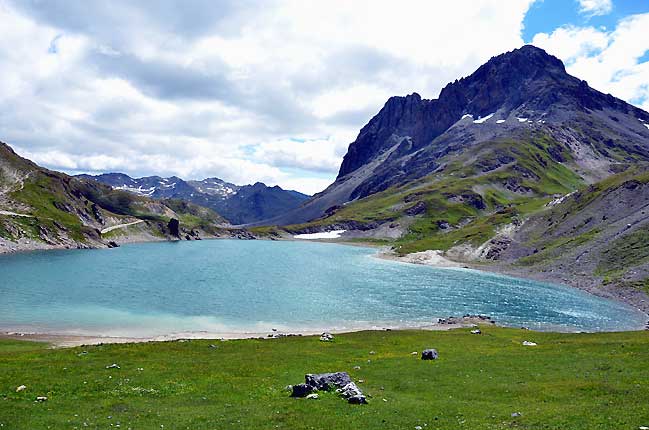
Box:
290;372;367;404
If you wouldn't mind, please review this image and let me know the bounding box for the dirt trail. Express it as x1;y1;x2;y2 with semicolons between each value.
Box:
100;220;144;234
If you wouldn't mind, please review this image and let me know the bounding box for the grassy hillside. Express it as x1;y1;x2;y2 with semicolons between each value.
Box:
0;141;234;249
1;328;649;429
281;131;586;254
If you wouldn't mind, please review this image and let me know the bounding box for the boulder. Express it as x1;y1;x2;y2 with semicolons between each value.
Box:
421;349;438;360
320;332;334;342
290;383;315;398
305;372;352;391
337;382;363;399
168;218;180;237
347;394;368;404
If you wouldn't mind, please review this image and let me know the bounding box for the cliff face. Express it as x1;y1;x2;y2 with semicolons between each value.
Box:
337;45;648;193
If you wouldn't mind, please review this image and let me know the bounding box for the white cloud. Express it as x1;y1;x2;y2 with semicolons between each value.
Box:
532;13;649;111
577;0;613;17
0;0;537;194
252;133;354;173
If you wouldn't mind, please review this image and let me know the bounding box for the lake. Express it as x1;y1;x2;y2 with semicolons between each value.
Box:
0;240;645;337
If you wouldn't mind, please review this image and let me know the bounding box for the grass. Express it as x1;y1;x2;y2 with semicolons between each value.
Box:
2;328;649;429
597;224;649;278
517;227;602;266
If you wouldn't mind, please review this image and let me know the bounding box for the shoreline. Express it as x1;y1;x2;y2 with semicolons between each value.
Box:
3;237;647;344
375;248;649;324
1;318;492;348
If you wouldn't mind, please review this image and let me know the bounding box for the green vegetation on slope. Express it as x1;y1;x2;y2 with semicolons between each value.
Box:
597;223;649;281
1;328;648;429
288;131;585;255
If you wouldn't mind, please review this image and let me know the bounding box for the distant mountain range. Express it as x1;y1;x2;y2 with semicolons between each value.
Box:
75;173;310;225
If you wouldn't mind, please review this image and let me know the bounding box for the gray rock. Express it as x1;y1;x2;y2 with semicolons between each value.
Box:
337;382;363;399
421;349;438;360
319;332;334;342
290;383;315;398
305;372;352;391
348;394;367;404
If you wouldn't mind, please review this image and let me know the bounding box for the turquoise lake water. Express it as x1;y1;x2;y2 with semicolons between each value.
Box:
0;240;646;336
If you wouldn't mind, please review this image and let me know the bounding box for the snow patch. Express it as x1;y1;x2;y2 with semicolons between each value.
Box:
461;114;473;120
496;119;506;124
546;191;575;207
294;230;346;240
517;117;528;123
473;113;494;124
644;124;649;130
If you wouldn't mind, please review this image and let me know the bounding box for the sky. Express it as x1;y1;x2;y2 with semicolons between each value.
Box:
0;0;647;195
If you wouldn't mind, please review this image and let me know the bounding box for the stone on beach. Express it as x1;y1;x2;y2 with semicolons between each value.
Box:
421;349;438;360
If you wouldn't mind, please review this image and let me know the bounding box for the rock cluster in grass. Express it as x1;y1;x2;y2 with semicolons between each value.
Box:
290;372;367;404
437;314;496;325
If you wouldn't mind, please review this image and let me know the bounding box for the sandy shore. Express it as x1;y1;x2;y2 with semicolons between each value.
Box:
1;318;491;348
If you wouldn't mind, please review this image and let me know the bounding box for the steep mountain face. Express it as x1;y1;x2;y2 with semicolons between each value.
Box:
78;173;309;225
266;45;649;226
0;142;235;253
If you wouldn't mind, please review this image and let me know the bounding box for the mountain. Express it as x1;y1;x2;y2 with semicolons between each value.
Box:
252;45;649;306
77;173;310;225
0;141;246;253
263;45;649;227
